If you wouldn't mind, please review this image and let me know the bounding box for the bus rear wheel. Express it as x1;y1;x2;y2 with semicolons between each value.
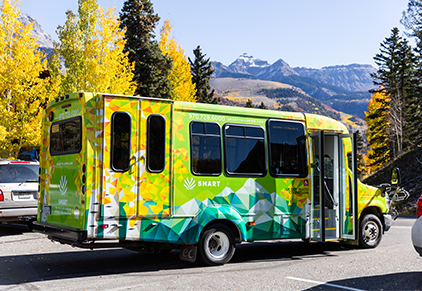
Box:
359;214;382;248
198;223;235;266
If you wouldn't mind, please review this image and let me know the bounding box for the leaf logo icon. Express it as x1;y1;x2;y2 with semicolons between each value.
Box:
59;175;68;196
184;178;195;190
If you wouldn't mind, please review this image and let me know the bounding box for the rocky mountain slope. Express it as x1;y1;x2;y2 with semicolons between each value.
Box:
19;14;54;58
294;64;376;92
211;77;367;134
212;54;375;118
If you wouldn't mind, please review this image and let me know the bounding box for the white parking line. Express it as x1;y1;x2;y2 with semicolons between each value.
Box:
286;276;366;291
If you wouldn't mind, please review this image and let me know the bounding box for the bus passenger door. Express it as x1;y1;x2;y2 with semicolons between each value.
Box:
310;131;325;242
102;96;141;236
138;100;172;219
310;132;357;242
339;133;358;240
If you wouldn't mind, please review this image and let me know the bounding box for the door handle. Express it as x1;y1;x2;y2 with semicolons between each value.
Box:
130;155;145;167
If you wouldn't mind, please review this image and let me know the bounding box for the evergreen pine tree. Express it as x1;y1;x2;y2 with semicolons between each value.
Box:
371;27;415;158
402;1;422;147
119;0;172;98
398;38;419;150
189;45;219;104
258;102;267;109
245;99;254;108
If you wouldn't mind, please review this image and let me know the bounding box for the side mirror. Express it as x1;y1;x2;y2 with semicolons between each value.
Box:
391;167;400;186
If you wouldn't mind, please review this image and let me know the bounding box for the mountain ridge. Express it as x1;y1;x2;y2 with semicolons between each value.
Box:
212;54;375;117
214;53;376;92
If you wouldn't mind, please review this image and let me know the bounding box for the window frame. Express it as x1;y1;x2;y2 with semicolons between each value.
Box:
190;121;222;176
50;116;82;156
223;123;267;177
147;114;166;173
110;111;132;172
267;119;308;178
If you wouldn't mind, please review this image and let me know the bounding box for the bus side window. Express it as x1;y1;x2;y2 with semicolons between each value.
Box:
190;121;222;175
224;124;266;176
268;120;307;177
147;115;166;173
111;112;131;172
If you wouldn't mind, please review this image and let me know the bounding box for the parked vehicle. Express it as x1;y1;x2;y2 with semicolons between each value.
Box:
17;146;40;162
34;92;408;265
412;196;422;256
0;159;39;228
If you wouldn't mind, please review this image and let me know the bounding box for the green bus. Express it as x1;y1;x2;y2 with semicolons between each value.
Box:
34;92;404;265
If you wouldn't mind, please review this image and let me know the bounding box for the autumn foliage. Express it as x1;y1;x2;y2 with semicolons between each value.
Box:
51;0;135;96
159;20;196;102
0;0;58;156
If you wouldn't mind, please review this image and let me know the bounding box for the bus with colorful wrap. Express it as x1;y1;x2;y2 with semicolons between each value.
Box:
33;92;407;265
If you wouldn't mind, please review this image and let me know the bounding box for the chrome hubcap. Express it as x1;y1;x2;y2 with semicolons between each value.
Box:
205;231;230;260
363;221;379;243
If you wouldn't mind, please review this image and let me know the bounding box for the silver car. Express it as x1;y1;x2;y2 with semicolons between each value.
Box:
0;159;39;228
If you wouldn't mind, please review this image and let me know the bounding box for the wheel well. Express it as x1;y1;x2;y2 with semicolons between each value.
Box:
202;219;242;243
360;206;384;227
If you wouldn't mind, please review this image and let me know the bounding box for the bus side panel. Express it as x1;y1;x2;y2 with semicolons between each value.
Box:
273;178;310;239
169;105;309;243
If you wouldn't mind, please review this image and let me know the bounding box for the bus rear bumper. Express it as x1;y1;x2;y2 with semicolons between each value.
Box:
33;221;87;242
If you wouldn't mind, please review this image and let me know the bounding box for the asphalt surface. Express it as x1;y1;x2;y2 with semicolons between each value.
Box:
0;216;421;291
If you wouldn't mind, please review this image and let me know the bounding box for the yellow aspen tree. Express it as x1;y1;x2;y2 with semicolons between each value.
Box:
364;91;391;173
159;20;196;102
0;0;57;156
52;0;135;96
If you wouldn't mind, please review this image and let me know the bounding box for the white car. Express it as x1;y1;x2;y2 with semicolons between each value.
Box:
0;159;39;228
411;197;422;256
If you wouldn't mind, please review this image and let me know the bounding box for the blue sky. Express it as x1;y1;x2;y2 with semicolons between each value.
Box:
19;0;412;69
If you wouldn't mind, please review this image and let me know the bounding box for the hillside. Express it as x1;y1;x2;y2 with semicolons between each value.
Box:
363;148;422;215
211;78;367;133
212;54;374;118
294;64;376;92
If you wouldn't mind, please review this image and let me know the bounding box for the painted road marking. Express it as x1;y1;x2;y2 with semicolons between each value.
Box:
286;276;366;291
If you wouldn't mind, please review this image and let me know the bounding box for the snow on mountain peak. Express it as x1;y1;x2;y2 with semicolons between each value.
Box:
230;53;270;69
19;14;54;48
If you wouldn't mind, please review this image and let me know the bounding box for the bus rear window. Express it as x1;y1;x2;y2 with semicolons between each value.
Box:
50;117;82;155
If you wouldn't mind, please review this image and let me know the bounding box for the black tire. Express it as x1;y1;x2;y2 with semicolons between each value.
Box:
27;220;34;231
359;214;383;248
197;223;235;266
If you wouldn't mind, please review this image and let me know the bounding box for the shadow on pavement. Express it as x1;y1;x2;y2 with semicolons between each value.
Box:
0;223;31;237
0;239;354;286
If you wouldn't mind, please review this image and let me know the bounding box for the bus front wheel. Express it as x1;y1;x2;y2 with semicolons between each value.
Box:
359;214;383;248
198;223;235;266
